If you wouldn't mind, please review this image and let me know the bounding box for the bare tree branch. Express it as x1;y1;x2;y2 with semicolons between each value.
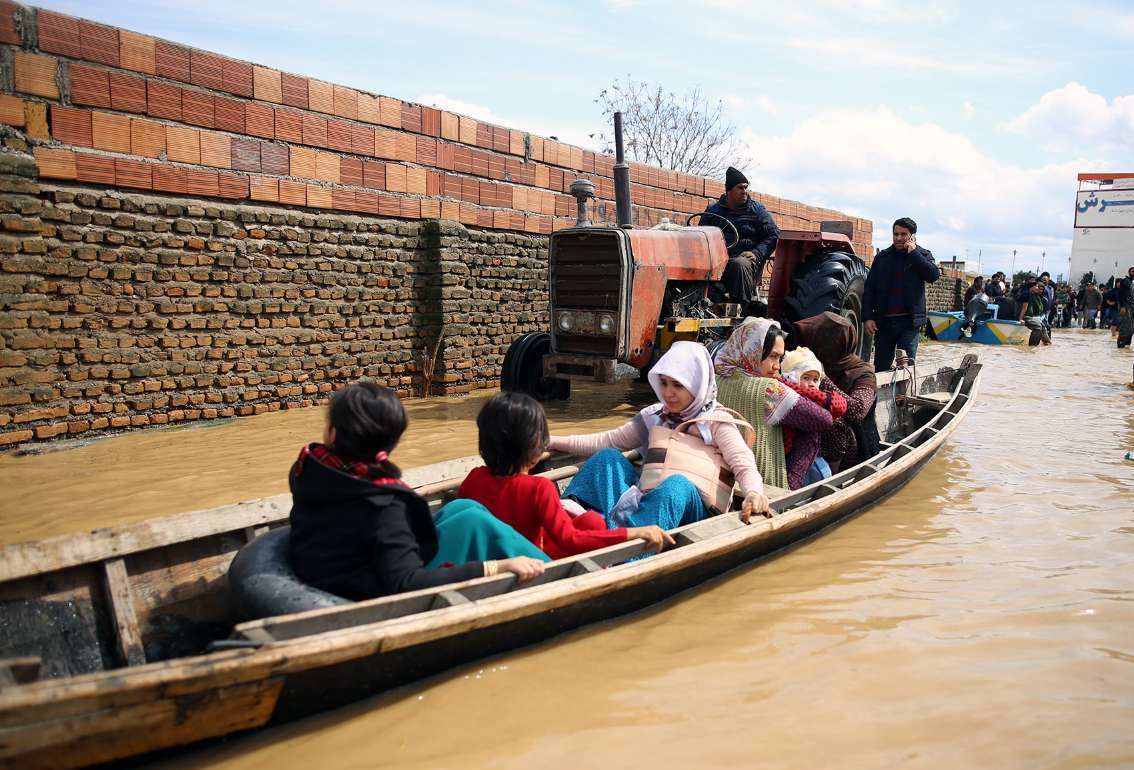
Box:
594;77;751;177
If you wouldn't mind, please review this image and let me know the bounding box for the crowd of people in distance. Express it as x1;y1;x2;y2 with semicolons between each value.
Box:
959;266;1134;348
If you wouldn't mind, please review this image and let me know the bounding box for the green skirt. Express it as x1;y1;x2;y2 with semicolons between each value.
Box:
426;498;550;567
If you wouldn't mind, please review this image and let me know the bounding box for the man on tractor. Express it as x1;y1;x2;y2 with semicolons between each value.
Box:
700;166;780;312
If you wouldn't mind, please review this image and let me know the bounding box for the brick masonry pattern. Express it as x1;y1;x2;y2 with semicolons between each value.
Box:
0;1;875;446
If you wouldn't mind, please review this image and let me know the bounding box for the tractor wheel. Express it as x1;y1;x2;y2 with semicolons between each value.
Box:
500;332;570;401
783;251;873;360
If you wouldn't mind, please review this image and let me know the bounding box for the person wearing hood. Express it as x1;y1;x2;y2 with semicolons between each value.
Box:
549;341;770;526
792;312;880;471
288;382;548;601
699;166;780;311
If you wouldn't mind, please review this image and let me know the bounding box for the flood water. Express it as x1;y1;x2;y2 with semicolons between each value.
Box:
0;382;643;544
6;333;1134;769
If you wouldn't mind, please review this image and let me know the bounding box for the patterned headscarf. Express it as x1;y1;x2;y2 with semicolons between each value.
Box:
713;317;782;379
713;317;799;426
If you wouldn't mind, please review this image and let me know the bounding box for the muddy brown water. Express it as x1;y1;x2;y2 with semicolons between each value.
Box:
5;334;1134;769
0;382;644;545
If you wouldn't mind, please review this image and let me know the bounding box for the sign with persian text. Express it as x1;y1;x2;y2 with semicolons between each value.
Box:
1075;189;1134;228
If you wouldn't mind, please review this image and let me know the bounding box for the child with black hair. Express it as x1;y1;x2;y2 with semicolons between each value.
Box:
288;381;547;600
459;392;674;559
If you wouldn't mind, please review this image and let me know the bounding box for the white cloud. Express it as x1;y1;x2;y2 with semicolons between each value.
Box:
1004;82;1134;158
740;108;1101;272
723;94;778;115
963;101;976;119
785;37;1038;76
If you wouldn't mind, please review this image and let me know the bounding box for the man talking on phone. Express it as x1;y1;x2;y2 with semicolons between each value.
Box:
862;217;941;371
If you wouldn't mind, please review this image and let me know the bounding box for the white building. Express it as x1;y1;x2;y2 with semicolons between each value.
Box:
1071;172;1134;285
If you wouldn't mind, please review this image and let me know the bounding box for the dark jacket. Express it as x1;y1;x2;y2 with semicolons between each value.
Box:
1119;274;1134;305
701;194;780;259
862;245;941;327
1082;286;1101;309
288;445;483;600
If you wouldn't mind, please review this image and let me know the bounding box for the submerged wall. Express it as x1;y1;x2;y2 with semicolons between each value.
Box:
0;2;873;446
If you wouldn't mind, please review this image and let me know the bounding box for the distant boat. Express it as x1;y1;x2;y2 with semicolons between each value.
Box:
928;305;1036;345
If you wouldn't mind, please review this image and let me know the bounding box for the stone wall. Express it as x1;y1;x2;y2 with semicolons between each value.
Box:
926;272;962;313
0;134;549;446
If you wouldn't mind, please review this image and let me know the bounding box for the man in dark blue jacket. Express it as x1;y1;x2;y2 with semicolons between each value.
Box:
700;166;779;309
862;217;940;371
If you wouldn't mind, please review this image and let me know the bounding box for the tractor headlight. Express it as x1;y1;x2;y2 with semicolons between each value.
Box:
598;314;615;335
557;312;574;332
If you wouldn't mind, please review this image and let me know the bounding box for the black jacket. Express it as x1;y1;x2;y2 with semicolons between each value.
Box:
1119;274;1134;305
701;194;780;259
862;245;941;327
288;446;483;600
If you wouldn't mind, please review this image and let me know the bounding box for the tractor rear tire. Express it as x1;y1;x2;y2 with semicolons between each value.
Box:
501;332;570;401
783;251;873;360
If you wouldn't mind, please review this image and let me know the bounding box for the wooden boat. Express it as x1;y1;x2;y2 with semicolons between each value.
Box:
928;308;1035;345
0;355;982;769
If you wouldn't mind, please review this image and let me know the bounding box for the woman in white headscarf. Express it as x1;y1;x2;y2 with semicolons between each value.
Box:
549;341;769;529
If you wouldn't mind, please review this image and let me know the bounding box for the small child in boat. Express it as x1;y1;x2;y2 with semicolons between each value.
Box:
288;381;547;600
779;347;847;488
459;392;673;558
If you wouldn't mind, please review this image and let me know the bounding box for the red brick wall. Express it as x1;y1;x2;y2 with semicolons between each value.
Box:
0;2;872;256
0;2;876;447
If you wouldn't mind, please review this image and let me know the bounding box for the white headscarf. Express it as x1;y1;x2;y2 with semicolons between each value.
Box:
641;341;717;445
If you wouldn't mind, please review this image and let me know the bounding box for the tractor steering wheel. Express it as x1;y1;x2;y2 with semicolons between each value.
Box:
686;212;740;249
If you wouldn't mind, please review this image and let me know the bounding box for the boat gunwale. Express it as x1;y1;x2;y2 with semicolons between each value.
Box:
0;361;948;582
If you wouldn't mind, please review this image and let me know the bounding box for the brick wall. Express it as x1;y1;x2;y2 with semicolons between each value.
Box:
926;263;968;312
0;2;873;446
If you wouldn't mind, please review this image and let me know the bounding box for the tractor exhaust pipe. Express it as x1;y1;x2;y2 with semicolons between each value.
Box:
613;111;632;228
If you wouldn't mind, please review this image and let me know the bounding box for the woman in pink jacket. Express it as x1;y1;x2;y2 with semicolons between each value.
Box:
549;341;770;532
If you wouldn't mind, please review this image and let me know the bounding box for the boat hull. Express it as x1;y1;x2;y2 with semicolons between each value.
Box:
0;358;981;769
928;311;1033;345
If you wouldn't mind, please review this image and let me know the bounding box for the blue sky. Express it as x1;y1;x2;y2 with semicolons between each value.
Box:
40;0;1134;279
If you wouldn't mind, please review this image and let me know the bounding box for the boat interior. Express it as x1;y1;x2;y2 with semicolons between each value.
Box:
0;355;979;687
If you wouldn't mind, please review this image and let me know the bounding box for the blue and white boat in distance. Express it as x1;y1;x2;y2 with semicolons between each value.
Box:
927;304;1035;345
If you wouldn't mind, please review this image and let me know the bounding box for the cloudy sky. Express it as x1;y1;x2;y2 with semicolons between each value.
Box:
43;0;1134;279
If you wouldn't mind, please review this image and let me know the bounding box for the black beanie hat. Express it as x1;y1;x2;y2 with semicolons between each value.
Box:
725;166;748;191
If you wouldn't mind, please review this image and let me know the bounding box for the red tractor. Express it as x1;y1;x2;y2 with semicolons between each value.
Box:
501;117;871;401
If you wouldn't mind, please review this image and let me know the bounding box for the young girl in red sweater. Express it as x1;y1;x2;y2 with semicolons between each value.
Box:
459;392;673;560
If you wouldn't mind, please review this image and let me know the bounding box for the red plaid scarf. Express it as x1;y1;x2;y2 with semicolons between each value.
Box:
291;443;409;489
